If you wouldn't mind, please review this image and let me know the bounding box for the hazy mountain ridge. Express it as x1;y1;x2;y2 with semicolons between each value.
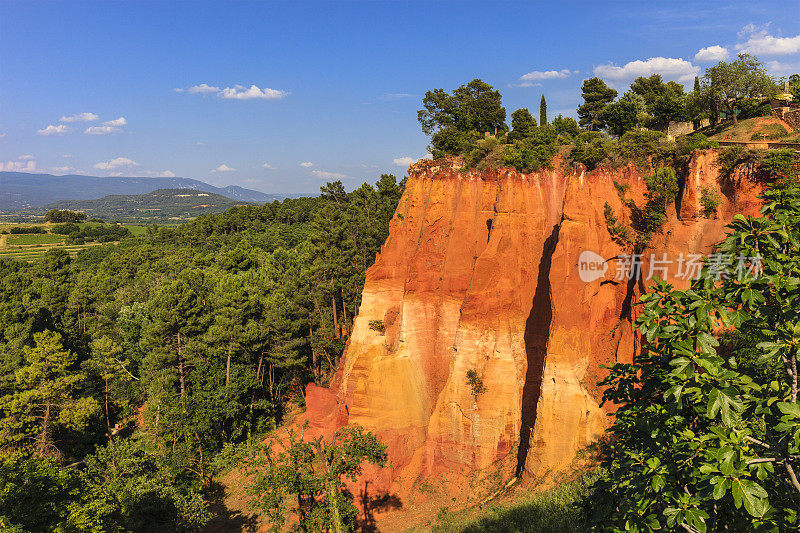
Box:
0;171;290;211
44;188;250;221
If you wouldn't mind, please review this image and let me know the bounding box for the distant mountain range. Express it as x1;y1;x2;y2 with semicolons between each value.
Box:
0;172;289;211
45;188;251;221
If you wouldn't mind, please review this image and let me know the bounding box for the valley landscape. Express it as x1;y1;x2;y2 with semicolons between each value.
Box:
1;2;800;532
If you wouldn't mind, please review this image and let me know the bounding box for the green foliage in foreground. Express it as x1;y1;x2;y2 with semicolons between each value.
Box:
588;184;800;532
245;424;388;532
431;470;599;533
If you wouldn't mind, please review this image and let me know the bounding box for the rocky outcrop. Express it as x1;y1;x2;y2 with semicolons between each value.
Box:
301;151;767;504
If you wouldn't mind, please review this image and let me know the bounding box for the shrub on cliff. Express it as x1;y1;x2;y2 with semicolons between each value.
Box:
570;132;617;170
586;185;800;532
674;132;718;157
502;126;558;172
618;129;675;169
552;114;580;140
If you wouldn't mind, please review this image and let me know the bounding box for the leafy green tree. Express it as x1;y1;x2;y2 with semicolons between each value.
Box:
571;131;616;170
630;74;683;109
509;108;536;141
578;77;618;131
703;53;777;125
502;126;558;172
687;75;711;126
44;209;87;223
0;330;99;456
417;79;506;157
552;114;581;139
540;95;547;126
588;184;800;532
0;452;116;532
603;91;646;136
246;424;388;532
82;436;211;531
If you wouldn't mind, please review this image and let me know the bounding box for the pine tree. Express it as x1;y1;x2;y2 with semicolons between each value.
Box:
540;95;547;126
577;77;617;131
0;330;99;455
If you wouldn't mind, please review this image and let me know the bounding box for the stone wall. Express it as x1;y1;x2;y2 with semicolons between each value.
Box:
665;121;695;139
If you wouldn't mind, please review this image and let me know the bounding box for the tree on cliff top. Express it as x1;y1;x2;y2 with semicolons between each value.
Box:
540;95;547;126
508;108;536;142
702;53;777;126
418;79;506;157
246;423;388;532
577;77;617;131
587;184;800;532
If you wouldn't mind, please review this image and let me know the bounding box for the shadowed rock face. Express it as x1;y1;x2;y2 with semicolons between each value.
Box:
302;151;766;500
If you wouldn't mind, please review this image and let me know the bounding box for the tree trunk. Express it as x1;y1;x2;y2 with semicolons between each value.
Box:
328;479;345;533
226;339;232;387
341;293;348;336
331;293;339;338
177;332;185;397
104;376;111;431
310;323;319;379
38;399;52;456
728;102;738;126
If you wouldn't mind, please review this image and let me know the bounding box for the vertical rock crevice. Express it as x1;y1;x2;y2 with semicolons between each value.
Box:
515;222;560;476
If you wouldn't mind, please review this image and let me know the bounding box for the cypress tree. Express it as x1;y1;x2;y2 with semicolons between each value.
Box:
540;95;547;125
693;75;700;93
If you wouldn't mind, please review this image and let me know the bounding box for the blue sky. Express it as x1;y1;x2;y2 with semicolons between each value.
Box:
1;1;799;194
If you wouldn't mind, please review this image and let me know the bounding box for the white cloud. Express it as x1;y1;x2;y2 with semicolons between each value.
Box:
0;160;36;172
93;157;139;170
737;32;800;56
695;45;729;62
513;69;576;87
0;133;6;138
243;178;263;184
176;83;288;100
62;154;73;158
51;166;76;174
220;85;288;100
211;164;236;172
300;161;314;168
85;125;122;135
521;69;575;81
38;124;68;136
262;163;276;170
311;170;347;180
18;154;35;160
60;112;98;123
738;22;770;39
393;157;416;166
378;93;415;101
176;83;220;94
594;57;699;83
103;117;127;127
158;170;176;177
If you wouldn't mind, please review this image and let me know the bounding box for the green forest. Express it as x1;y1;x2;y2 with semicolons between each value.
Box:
0;176;404;531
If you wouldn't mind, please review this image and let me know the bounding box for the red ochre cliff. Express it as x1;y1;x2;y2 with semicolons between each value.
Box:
298;150;767;509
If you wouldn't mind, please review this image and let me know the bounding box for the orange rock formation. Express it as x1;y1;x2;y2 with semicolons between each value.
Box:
301;151;766;505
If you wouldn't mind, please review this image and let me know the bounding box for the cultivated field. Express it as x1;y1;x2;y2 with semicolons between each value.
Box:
0;222;145;261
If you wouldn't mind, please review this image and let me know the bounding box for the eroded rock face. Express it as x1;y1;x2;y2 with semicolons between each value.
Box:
302;152;766;500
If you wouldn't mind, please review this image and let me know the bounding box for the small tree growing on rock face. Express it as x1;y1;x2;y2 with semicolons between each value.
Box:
466;369;487;401
246;423;388;533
